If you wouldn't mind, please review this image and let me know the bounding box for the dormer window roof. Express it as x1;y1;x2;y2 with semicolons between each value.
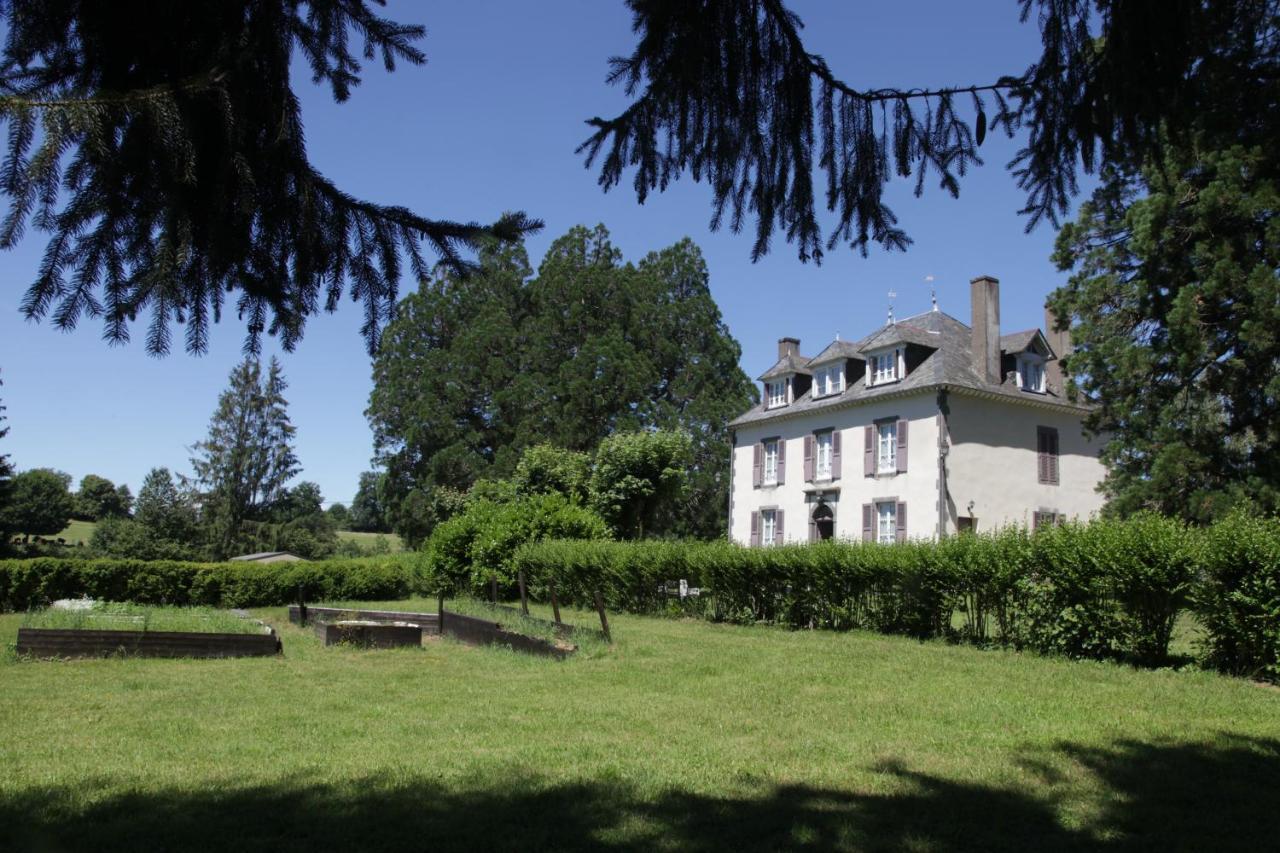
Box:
866;345;903;387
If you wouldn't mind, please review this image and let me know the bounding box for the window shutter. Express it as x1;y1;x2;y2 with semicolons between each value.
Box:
831;430;842;479
896;419;909;473
896;502;907;542
808;515;817;542
750;511;760;546
803;435;815;482
775;509;785;544
862;503;873;542
1037;429;1047;483
776;439;786;485
864;425;874;476
753;442;762;488
1049;430;1060;485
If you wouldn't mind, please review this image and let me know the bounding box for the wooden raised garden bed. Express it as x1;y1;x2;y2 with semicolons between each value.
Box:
313;620;422;648
287;605;438;632
438;609;574;660
16;626;281;659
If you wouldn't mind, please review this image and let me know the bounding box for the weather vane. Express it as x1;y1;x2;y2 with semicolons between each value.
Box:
887;290;897;325
926;274;938;312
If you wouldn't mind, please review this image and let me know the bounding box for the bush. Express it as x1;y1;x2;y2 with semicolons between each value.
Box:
514;515;1252;668
420;493;609;597
1195;511;1280;682
0;554;415;611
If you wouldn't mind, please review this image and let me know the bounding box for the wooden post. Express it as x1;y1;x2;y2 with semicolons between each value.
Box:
550;580;562;625
593;589;611;642
518;570;529;615
436;591;445;634
297;584;308;627
491;577;498;604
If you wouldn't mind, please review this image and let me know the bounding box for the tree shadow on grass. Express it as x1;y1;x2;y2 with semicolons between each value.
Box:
2;736;1277;852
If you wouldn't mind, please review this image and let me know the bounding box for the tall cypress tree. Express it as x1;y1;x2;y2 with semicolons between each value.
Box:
191;356;300;557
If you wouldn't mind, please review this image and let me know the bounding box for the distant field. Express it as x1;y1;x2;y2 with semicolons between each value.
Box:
53;520;97;546
336;529;404;552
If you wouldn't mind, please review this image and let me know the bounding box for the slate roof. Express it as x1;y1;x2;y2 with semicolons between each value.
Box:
807;339;863;366
731;310;1089;427
999;328;1053;357
757;352;814;381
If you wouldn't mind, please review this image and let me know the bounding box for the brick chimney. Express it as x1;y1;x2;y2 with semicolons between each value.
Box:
1044;304;1072;393
778;337;800;360
970;276;1001;384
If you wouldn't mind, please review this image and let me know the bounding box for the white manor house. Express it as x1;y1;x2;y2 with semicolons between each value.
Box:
728;276;1107;546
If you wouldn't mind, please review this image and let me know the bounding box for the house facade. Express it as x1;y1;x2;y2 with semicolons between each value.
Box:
728;276;1107;545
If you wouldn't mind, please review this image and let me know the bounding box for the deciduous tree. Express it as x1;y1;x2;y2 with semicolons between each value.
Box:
2;468;74;539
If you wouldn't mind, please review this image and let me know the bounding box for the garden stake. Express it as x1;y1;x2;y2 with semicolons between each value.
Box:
593;589;611;642
550;580;562;625
518;570;529;615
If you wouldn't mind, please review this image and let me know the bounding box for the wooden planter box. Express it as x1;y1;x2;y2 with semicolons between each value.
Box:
439;610;573;660
313;620;423;648
288;605;439;632
15;627;281;659
489;603;607;641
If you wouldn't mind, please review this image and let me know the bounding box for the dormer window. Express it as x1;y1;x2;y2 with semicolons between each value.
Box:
867;348;902;386
813;364;844;398
765;380;788;408
1017;355;1045;393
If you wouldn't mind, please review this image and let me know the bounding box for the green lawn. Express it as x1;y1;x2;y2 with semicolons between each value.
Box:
335;529;404;552
1;600;1277;852
55;519;97;545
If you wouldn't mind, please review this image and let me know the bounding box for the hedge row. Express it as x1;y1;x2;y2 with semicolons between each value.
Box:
0;555;416;612
514;512;1280;680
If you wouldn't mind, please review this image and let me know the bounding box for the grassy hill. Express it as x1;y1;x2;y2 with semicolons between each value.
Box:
335;529;404;552
2;601;1277;851
55;519;97;546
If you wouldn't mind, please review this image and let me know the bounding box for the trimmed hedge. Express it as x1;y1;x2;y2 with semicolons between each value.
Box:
514;512;1278;675
0;555;416;612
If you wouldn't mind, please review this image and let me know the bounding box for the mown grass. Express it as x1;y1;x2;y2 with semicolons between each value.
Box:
1;599;1277;852
21;603;264;635
335;529;404;552
55;519;98;546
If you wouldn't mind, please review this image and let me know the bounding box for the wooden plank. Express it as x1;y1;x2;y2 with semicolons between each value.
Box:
15;627;281;659
287;605;439;631
593;589;612;642
438;610;572;660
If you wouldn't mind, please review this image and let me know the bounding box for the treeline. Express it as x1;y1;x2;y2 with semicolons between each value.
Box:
510;513;1280;683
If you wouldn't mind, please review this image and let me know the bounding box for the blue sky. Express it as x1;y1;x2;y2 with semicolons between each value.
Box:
0;1;1086;507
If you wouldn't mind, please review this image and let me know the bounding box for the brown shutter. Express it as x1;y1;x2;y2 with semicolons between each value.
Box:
896;501;907;542
862;503;873;542
864;425;874;476
831;429;842;479
775;510;785;544
1049;430;1060;485
776;439;786;485
750;511;760;546
753;442;763;488
896;419;909;473
803;434;815;482
1037;429;1047;483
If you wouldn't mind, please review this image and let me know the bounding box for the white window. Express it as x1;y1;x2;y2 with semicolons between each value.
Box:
876;501;897;544
877;421;897;472
763;439;779;485
766;380;787;408
1018;356;1045;393
761;509;777;546
869;349;899;385
814;365;843;397
815;431;832;480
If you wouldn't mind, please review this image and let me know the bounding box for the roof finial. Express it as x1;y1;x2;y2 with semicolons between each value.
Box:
887;290;897;325
926;274;938;312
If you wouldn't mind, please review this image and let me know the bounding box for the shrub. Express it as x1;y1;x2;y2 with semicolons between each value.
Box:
0;554;414;611
1195;511;1280;682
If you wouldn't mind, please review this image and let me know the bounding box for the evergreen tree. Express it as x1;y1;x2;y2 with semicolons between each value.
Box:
1050;139;1280;522
0;1;538;356
0;370;12;544
134;467;198;544
584;0;1280;262
368;226;755;540
191;357;301;557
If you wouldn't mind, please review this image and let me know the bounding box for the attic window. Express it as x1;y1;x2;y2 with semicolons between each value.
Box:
868;348;901;386
766;380;788;408
1018;355;1045;393
814;364;844;397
